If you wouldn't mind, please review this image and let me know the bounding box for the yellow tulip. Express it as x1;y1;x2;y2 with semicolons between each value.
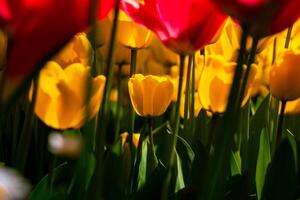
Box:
149;35;179;67
31;61;106;129
269;49;300;101
198;55;256;113
121;132;140;148
118;11;153;49
207;18;271;62
53;33;92;68
128;74;174;117
206;18;240;61
284;98;300;115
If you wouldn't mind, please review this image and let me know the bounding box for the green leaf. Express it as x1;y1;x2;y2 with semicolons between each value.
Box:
174;150;185;192
138;139;148;190
247;95;270;180
230;151;242;176
176;134;195;183
262;139;297;200
29;163;69;200
256;128;271;200
285;129;298;170
133;162;167;200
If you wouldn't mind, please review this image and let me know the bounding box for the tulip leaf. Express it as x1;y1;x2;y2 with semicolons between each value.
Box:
101;140;127;199
255;128;271;200
29;163;69;200
230;150;242;176
133;162;167;200
285;129;297;169
247;95;270;180
174;150;185;192
239;102;250;161
176;134;195;183
138;138;148;190
262;139;297;200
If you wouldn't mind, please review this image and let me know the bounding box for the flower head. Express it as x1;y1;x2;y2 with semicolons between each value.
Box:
198;55;256;113
212;0;300;36
31;62;106;129
128;74;174;117
269;49;300;101
121;0;226;54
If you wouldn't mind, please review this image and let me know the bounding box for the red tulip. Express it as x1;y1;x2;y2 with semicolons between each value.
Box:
212;0;300;36
0;0;11;26
121;0;227;55
0;0;115;100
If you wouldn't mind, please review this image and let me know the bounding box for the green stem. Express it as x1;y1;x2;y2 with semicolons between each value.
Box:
284;26;293;49
238;37;259;107
15;76;39;173
128;48;137;192
88;1;120;199
272;38;277;65
129;48;138;158
132;121;146;192
161;54;185;200
114;64;122;142
148;117;157;163
190;54;196;134
184;55;192;132
276;100;286;146
200;25;249;200
207;114;218;148
49;155;57;191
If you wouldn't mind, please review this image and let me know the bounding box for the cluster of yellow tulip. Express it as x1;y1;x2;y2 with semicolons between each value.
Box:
28;14;300;131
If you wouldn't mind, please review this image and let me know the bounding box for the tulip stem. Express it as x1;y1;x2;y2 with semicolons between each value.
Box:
276;100;286;146
207;114;218;148
15;76;39;173
115;64;123;142
129;49;138;156
148;117;158;165
184;55;193;133
284;26;293;49
88;1;120;199
190;54;196;133
238;36;258;107
200;25;249;200
128;48;137;192
161;54;185;200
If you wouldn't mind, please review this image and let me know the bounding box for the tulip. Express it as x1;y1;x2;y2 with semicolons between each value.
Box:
31;61;106;129
121;132;140;148
285;98;300;115
121;0;226;55
198;55;257;113
118;10;153;49
269;49;300;101
212;0;300;36
128;74;174;117
0;0;11;26
53;33;92;68
149;35;179;66
1;0;114;100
